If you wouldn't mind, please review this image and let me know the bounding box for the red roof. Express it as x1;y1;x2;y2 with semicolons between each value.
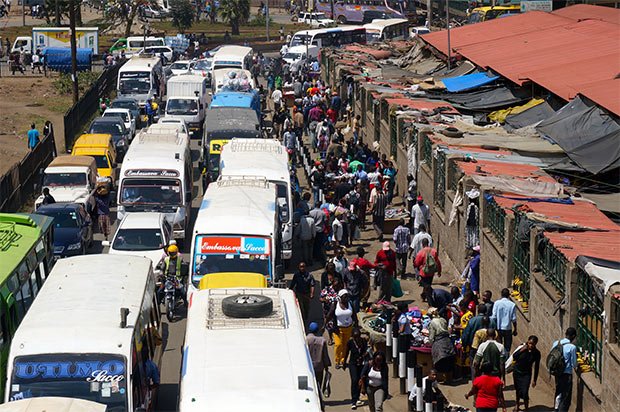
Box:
384;97;460;114
457;159;556;183
578;79;620;116
421;5;620;115
544;231;620;262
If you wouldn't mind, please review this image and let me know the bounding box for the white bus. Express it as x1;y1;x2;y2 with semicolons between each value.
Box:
219;139;294;262
364;18;409;42
211;68;256;94
5;255;161;412
289;26;366;48
179;287;321;411
117;56;164;106
210;45;253;78
117;127;192;241
189;176;281;290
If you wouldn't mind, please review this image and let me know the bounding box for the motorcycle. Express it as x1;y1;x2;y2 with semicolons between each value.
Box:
157;274;182;322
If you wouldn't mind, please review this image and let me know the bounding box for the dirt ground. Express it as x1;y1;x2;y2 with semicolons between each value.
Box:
0;69;70;175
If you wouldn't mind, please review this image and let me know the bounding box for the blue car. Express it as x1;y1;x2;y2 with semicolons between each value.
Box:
35;203;93;257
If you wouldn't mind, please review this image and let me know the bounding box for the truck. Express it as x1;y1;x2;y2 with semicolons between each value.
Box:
11;27;99;55
165;74;209;138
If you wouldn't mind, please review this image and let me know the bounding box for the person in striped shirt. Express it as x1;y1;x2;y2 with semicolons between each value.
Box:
392;218;411;279
371;186;388;242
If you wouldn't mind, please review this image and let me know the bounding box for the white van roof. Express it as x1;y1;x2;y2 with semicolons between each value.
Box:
193;177;276;237
122;131;189;175
213;45;252;61
167;73;207;85
120;56;161;71
220;139;289;184
179;288;321;411
0;397;107;412
9;255;153;357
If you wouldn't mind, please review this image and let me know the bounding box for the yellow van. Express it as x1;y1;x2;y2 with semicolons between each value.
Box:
467;5;520;24
71;133;118;189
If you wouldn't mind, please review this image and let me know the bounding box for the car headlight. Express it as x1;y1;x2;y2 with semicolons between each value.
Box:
66;242;82;251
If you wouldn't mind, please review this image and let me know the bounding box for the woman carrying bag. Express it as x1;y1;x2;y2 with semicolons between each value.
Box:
360;352;389;412
326;289;358;368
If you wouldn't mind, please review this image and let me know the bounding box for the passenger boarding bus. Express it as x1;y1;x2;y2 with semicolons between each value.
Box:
315;0;416;24
189;176;281;290
5;255;161;411
179;286;322;411
219;139;293;263
0;213;54;400
289;26;367;48
117;127;192;241
364;18;409;42
117;56;165;106
210;45;253;78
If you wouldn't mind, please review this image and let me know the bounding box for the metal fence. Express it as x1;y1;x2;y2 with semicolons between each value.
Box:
434;150;446;211
422;133;433;166
612;295;620;345
448;159;461;192
540;239;567;294
512;212;531;302
485;196;506;244
63;63;123;151
0;126;57;212
577;267;604;379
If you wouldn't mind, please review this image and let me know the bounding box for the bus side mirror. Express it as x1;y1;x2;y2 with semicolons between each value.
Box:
298;375;308;390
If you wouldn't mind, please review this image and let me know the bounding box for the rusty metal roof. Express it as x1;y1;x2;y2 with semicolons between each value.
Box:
544;231;620;262
457;159;556;183
421;6;620;115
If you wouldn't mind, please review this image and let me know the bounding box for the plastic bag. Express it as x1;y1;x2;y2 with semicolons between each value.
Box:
392;278;404;298
353;226;361;240
505;343;525;374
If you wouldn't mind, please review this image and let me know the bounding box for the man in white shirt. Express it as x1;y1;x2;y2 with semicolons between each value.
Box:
297;214;315;265
332;216;343;248
411;195;431;234
271;87;283;110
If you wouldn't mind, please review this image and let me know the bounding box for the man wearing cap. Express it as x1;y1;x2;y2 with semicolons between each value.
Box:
306;321;331;407
290;262;316;323
411;195;431;235
375;241;397;302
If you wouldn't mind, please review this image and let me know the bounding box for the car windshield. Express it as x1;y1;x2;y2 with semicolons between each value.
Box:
120;178;182;206
113;228;163;251
92;155;110;169
104;112;129;122
43;172;87;187
39;209;79;228
111;100;137;111
194;60;211;70
290;34;310;46
170;62;189;71
9;353;127;410
283;52;302;61
166;98;198;115
313;13;327;19
90;122;124;135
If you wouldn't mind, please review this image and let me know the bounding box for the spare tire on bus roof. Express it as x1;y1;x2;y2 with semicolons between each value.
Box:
221;294;273;318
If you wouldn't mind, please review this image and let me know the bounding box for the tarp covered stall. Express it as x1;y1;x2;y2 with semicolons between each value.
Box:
442;72;499;93
536;95;620;174
504;101;556;130
429;86;532;112
488;98;546;124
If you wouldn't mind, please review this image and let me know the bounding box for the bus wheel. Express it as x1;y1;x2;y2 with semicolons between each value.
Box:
337;15;347;24
222;294;273;318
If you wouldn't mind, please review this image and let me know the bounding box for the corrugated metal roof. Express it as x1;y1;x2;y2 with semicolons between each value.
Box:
421;6;620;115
578;79;620;116
457;159;556;182
385;97;459;114
552;3;620;24
544;231;620;262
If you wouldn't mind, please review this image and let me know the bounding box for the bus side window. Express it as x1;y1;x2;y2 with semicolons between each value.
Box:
0;312;7;347
131;341;146;407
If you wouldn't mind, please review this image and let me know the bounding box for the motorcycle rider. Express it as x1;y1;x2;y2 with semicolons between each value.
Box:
159;244;186;306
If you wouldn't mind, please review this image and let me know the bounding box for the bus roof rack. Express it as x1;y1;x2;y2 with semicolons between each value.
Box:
206;288;285;330
228;139;283;154
215;175;269;188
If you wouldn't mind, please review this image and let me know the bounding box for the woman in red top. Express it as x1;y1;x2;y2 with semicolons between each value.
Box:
465;363;506;412
374;241;396;302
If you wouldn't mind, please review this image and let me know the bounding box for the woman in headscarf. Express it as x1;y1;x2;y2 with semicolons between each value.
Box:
428;307;456;378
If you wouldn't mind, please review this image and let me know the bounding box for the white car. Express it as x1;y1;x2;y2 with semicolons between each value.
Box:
102;108;136;139
103;212;172;274
139;45;175;64
169;60;195;76
190;58;212;82
159;117;190;137
410;26;431;37
298;12;335;28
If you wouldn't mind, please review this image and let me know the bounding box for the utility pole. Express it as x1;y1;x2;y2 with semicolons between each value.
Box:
426;0;432;28
446;0;451;70
266;0;270;41
22;0;25;26
329;0;334;20
55;0;61;26
69;0;79;104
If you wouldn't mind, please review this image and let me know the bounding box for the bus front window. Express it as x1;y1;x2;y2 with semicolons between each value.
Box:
9;353;128;409
119;72;151;94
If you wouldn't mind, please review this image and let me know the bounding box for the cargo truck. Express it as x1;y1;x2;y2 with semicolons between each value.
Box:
11;27;99;55
165;74;209;138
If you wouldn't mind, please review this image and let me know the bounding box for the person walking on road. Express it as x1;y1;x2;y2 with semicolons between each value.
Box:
392;218;411;279
94;186;111;240
371;185;387;241
306;322;331;400
491;288;517;352
413;238;441;287
360;351;389;412
327;289;357;368
411;195;430;234
27;123;40;150
513;335;541;412
374;241;396;302
289;262;316;324
551;327;578;412
41;187;55;205
465;362;506;412
343;327;369;410
473;328;506;379
297;213;315;265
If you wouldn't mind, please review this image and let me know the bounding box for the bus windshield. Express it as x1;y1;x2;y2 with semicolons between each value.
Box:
192;235;271;285
119;72;151;94
166;98;199;115
43;172;87;187
121;178;182;206
9;353;128;410
290;34;310;47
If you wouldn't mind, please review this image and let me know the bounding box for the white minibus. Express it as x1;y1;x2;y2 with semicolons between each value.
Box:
117;56;164;106
5;255;161;412
219;139;294;262
117;127;192;241
189;176;281;290
210;45;253;78
179;287;321;411
364;18;409;42
289;26;366;48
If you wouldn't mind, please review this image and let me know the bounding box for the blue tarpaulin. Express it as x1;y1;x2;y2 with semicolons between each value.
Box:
42;47;93;73
443;72;500;93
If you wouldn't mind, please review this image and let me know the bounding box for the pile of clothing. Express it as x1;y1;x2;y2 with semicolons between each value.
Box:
220;71;253;92
402;307;432;348
385;207;409;220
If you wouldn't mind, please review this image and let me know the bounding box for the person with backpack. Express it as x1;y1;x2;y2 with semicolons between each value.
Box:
413;238;441;287
548;327;577;412
473;328;506;380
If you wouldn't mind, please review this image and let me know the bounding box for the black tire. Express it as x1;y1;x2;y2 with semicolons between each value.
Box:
166;297;174;322
221;294;273;318
337;15;347;24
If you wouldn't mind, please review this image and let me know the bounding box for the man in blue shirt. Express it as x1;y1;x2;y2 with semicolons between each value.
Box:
27;123;40;150
552;327;577;412
491;288;517;351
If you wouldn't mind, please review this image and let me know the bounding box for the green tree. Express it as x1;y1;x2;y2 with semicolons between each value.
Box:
218;0;250;36
169;0;194;33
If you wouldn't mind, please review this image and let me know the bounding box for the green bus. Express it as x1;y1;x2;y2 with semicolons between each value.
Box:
0;213;55;400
